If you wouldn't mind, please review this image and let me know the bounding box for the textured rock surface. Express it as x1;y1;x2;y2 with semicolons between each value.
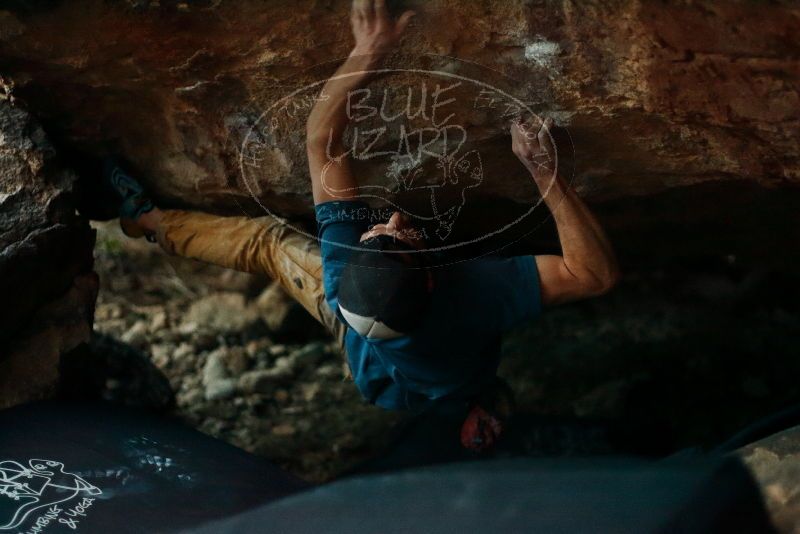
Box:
740;426;800;533
0;272;98;409
0;0;797;265
0;100;97;407
0;101;96;345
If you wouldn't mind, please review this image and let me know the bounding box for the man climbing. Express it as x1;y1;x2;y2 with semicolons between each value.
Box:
105;0;619;451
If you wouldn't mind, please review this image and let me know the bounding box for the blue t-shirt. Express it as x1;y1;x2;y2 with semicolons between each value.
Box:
316;200;542;412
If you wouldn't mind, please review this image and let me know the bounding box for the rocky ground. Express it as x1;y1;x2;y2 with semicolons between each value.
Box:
86;219;800;482
88;221;403;482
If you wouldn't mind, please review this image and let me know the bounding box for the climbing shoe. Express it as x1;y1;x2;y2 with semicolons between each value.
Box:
102;157;156;241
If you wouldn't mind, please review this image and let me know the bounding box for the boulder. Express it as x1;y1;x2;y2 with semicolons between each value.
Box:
0;101;95;344
0;100;96;408
0;273;98;409
0;1;795;267
59;333;175;410
739;425;800;532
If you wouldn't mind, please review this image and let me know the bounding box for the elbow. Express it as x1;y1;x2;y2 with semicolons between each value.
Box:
600;268;621;295
572;263;620;298
587;264;621;297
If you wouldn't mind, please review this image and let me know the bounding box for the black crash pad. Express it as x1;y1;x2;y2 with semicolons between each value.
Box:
0;401;779;534
0;401;306;533
189;457;775;534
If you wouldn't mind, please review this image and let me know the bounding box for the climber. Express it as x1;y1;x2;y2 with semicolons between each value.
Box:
104;0;619;451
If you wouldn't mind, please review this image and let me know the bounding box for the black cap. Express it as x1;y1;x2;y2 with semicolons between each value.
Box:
337;235;431;338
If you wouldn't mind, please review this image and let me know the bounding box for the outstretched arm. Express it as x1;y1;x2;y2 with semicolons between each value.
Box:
306;0;415;205
511;118;620;306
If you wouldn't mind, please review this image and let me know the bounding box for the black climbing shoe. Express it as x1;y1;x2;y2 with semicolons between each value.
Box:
102;157;156;240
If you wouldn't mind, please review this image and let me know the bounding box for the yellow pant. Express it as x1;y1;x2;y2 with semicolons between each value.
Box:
154;210;345;344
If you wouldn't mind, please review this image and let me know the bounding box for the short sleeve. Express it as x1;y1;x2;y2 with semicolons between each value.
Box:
471;255;542;332
501;255;543;330
315;200;372;317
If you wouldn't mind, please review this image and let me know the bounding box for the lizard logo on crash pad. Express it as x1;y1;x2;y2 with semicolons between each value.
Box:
0;459;101;531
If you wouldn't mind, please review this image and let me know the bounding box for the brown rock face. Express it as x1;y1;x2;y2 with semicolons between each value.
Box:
0;273;98;409
0;100;96;407
0;1;798;265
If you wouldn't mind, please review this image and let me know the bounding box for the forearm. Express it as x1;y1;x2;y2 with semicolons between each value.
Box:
306;51;380;148
306;51;382;203
511;116;618;304
306;1;414;204
536;173;619;289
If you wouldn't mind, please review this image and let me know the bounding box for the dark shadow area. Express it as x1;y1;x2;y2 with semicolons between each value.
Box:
501;262;800;456
59;333;175;411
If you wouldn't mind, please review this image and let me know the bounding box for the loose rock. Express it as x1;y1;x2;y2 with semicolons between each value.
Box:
271;424;296;437
287;342;327;367
222;346;252;376
183;292;258;333
150;343;174;370
205;379;237;401
121;320;148;347
202;347;236;401
149;309;168;332
239;366;293;394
